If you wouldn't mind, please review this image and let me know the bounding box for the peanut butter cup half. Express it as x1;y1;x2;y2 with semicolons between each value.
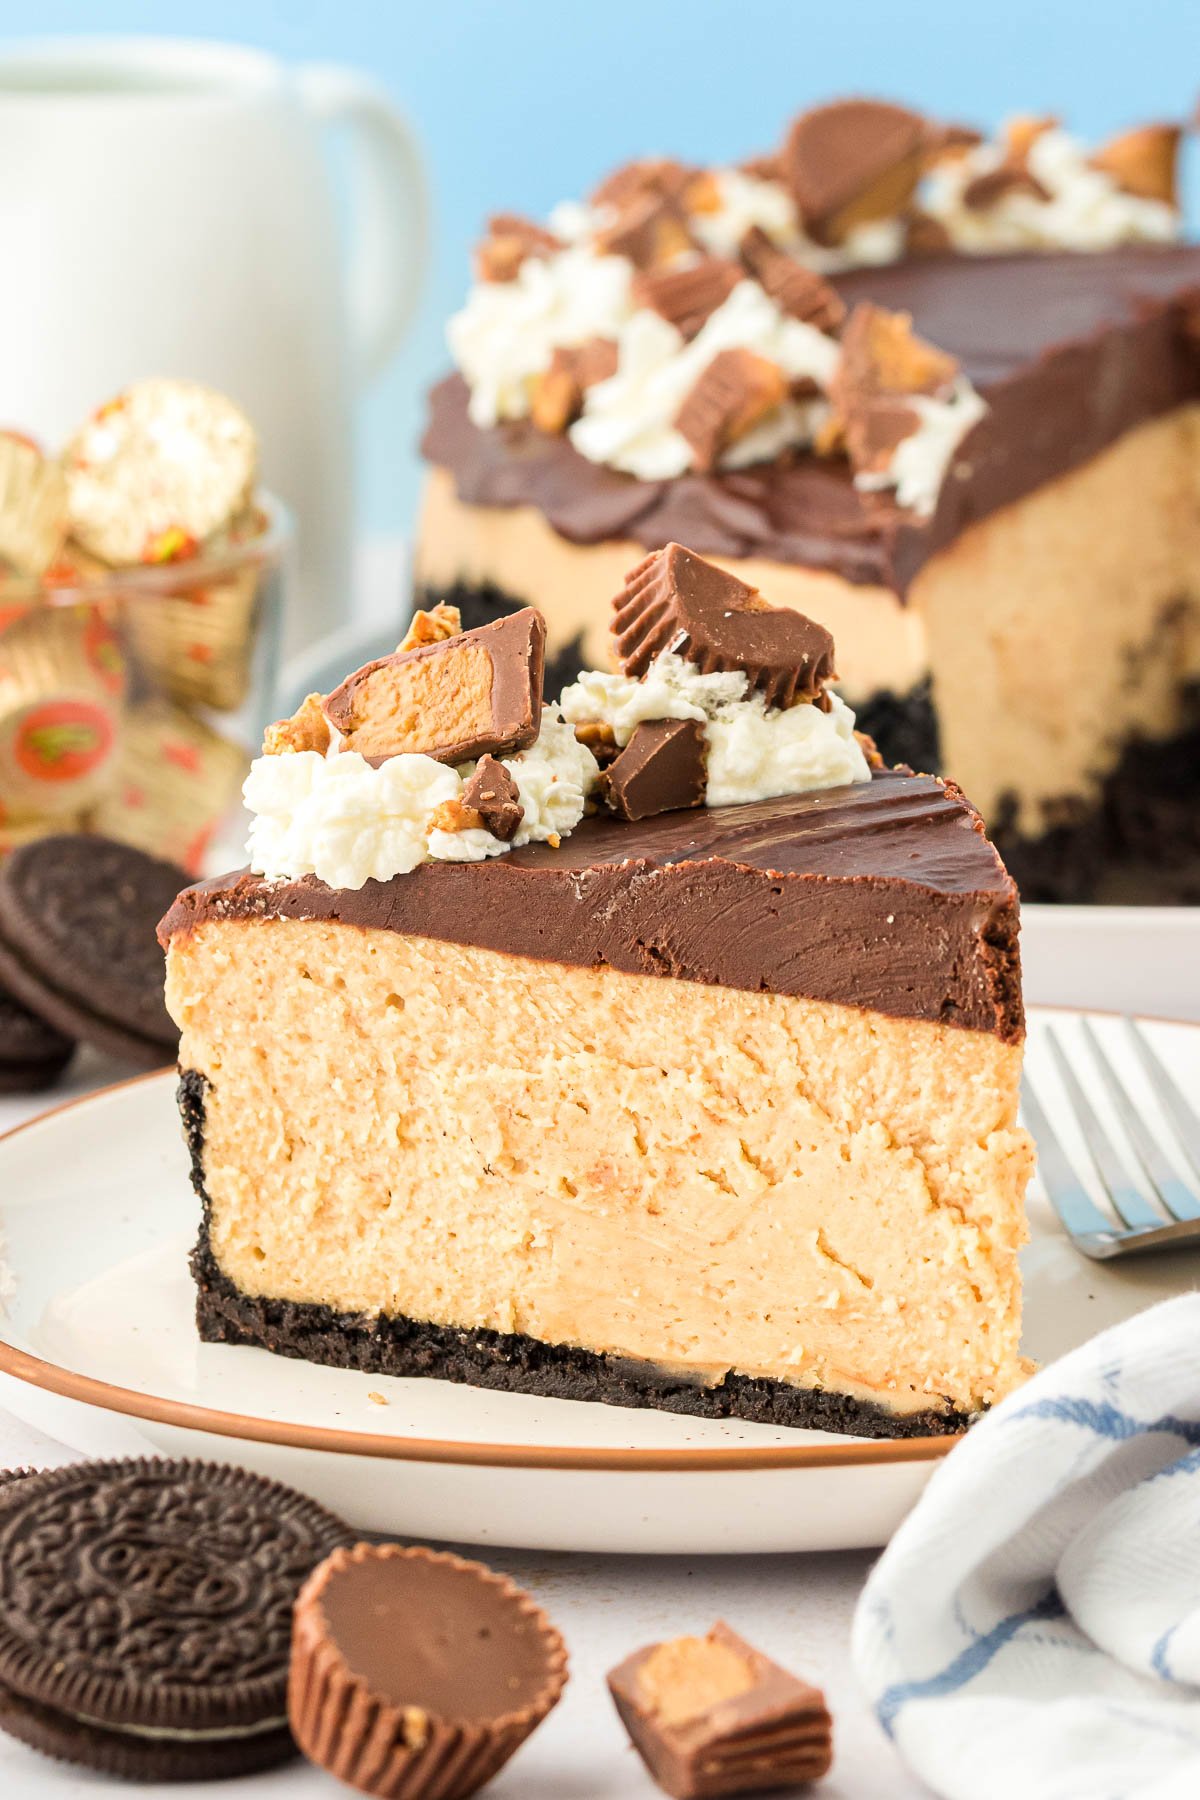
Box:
289;1543;568;1799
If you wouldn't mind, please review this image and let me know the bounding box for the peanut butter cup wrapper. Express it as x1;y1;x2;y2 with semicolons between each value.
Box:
0;434;68;577
64;378;258;568
0;605;126;818
0;807;85;858
289;1543;568;1800
86;698;247;873
118;561;260;713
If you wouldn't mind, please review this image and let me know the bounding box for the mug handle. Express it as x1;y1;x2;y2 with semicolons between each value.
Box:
294;63;429;383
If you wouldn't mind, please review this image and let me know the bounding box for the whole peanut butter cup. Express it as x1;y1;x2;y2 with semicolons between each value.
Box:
289;1543;568;1800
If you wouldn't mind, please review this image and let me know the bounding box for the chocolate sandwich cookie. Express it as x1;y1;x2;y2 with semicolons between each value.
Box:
0;834;187;1067
0;985;74;1093
0;1457;353;1781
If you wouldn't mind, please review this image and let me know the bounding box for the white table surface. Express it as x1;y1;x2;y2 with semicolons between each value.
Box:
0;548;1195;1797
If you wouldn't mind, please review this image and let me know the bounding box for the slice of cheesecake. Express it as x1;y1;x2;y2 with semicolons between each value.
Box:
161;549;1032;1439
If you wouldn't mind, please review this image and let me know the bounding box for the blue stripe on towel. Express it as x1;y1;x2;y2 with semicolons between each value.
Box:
1005;1398;1200;1445
876;1593;1065;1736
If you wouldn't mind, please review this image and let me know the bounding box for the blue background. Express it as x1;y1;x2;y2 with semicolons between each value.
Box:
6;1;1200;534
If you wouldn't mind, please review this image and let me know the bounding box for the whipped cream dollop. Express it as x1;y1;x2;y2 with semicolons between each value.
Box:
560;650;872;804
691;168;907;271
245;647;873;890
855;379;989;516
924;128;1178;253
244;715;599;891
447;246;632;428
569;280;839;480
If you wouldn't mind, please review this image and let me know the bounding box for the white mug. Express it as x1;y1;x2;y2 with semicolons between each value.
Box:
0;36;427;656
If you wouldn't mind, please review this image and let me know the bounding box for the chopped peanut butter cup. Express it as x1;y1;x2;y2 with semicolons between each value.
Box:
613;543;835;708
737;226;846;332
783;98;926;243
675;349;788;473
633;258;744;341
324;608;545;766
595;188;695;268
1091;123;1182;206
608;1621;833;1798
826;302;960;479
474;213;562;283
461;753;524;840
289;1543;567;1800
603;719;707;822
531;337;618;432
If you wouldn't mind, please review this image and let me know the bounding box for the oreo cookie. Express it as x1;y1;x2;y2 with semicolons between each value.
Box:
0;985;74;1093
0;835;186;1068
0;1457;354;1781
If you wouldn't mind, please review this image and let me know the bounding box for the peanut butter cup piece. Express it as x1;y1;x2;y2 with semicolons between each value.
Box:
614;544;835;708
738;226;846;332
633;257;743;340
603;719;707;822
475;213;562;282
783;98;926;243
675;349;788;473
962;163;1050;210
531;336;618;432
591;156;699;213
825;302;960;479
461;754;524;841
289;1543;567;1800
324;608;545;767
608;1621;833;1798
595;188;695;268
1091;123;1182;206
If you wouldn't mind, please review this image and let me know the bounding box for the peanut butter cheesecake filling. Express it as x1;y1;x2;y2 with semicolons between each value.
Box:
162;546;1031;1438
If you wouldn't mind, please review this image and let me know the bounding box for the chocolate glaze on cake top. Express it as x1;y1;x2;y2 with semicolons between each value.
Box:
422;245;1200;593
161;770;1022;1042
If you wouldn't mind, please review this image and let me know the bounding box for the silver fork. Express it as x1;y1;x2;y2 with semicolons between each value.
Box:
1022;1017;1200;1260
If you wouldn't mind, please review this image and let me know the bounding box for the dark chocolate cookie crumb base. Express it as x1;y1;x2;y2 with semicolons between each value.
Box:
996;687;1200;904
181;1075;971;1443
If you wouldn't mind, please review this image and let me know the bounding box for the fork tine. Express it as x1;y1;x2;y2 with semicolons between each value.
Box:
1021;1070;1119;1244
1125;1019;1200;1176
1081;1021;1200;1222
1046;1028;1164;1229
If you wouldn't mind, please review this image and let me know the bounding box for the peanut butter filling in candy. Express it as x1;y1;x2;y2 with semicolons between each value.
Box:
289;1543;568;1800
63;379;258;569
608;1621;833;1798
323;606;546;765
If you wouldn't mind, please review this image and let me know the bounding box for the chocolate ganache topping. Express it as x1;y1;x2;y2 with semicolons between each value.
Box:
161;770;1022;1042
422;246;1200;594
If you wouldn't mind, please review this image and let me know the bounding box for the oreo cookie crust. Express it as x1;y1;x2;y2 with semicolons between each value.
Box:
0;835;186;1066
0;1458;354;1781
0;986;74;1093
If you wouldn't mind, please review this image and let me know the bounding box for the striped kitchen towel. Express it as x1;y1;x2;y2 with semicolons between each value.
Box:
853;1295;1200;1800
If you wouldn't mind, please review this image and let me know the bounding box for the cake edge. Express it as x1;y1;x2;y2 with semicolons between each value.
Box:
180;1071;975;1444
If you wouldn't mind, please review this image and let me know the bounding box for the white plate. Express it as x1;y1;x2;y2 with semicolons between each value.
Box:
0;1007;1197;1555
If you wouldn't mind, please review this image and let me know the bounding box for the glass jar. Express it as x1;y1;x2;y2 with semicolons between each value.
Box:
0;496;290;874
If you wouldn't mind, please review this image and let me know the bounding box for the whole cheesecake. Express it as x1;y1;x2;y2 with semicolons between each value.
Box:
160;547;1033;1440
416;99;1200;900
